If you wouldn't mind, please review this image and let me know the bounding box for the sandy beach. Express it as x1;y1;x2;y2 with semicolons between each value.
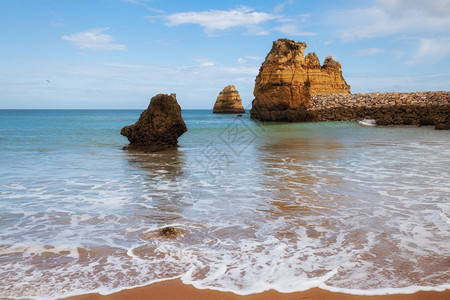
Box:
65;279;450;300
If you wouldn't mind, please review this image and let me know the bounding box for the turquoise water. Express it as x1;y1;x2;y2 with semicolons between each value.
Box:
0;110;449;298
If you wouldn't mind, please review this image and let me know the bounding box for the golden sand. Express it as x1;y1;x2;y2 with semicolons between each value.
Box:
64;279;450;300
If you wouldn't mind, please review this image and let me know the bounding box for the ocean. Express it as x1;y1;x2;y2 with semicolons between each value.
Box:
0;109;449;299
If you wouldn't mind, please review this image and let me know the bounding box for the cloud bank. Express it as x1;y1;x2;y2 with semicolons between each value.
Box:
62;28;127;51
164;6;276;36
331;0;450;41
162;6;315;37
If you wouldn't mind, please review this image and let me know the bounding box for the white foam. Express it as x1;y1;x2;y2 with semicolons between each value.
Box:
358;119;376;126
320;284;450;296
437;203;450;224
0;243;80;259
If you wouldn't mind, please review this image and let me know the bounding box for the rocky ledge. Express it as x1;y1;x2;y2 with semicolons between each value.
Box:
250;38;350;121
120;93;187;152
309;92;450;129
213;85;245;113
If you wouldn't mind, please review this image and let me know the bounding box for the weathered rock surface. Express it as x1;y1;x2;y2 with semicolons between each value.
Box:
121;93;187;152
250;39;350;121
213;85;245;113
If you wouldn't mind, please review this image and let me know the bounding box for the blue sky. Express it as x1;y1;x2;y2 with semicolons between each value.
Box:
1;0;449;109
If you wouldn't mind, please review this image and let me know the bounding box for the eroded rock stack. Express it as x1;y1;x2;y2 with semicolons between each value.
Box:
213;85;245;113
121;93;187;152
250;39;350;121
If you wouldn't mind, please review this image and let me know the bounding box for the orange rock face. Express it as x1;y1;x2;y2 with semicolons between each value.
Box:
213;85;245;113
250;39;350;121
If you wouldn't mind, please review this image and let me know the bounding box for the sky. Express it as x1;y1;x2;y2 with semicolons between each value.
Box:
1;0;449;109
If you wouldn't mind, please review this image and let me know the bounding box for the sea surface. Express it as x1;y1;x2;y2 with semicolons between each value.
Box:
0;109;449;299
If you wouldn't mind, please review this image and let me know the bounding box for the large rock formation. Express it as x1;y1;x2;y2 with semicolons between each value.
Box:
213;85;245;113
121;93;187;152
250;39;350;121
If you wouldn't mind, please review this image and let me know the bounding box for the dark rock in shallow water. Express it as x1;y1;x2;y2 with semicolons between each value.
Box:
160;227;182;236
121;94;187;152
435;123;450;130
251;106;313;122
419;118;436;126
435;119;450;130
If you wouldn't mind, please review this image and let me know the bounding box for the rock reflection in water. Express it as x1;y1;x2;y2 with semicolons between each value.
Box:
123;149;196;224
257;134;345;211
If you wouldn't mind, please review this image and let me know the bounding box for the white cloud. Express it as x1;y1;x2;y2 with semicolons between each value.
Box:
244;26;271;36
200;62;215;67
2;58;260;108
163;6;277;36
356;48;385;56
192;57;215;67
377;0;450;17
161;5;316;37
331;1;450;42
347;72;450;93
274;23;317;36
147;7;165;14
273;12;316;37
62;28;127;51
325;1;450;64
273;0;294;13
417;38;450;57
245;56;264;61
406;37;450;65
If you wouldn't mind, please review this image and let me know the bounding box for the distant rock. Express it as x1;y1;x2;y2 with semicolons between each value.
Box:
213;85;245;113
120;93;187;152
250;39;350;121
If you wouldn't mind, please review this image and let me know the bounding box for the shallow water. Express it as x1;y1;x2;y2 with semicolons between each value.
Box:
0;110;449;299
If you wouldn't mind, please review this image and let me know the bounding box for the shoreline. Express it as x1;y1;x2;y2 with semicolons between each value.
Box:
63;279;450;300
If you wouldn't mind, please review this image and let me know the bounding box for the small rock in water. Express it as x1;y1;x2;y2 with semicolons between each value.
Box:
160;227;182;237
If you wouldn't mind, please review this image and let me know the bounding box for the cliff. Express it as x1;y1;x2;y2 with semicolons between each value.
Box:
213;85;245;113
120;93;187;152
250;39;350;121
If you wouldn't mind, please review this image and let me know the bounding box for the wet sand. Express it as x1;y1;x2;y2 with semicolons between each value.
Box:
64;279;450;300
